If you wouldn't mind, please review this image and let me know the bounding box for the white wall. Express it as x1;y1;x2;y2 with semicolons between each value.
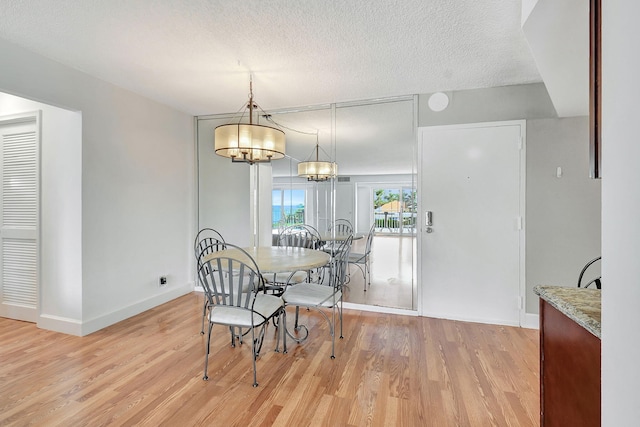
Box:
525;117;601;313
601;2;640;424
196;117;251;246
0;37;195;335
81;89;195;334
418;83;558;127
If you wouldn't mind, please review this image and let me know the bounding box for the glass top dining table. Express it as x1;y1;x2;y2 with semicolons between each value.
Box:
203;246;330;274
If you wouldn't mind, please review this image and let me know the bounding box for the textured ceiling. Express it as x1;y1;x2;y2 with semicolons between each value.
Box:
0;0;541;116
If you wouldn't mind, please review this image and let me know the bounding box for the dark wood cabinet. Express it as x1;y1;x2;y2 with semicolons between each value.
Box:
540;299;601;426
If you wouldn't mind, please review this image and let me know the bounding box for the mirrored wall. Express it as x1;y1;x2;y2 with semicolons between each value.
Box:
197;96;418;310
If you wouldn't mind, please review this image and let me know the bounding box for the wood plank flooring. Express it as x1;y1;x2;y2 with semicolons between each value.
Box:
0;293;539;426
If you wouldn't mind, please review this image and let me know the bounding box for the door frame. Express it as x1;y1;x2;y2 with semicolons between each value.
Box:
416;120;526;326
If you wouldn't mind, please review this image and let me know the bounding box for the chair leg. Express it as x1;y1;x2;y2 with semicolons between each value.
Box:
200;297;207;334
283;305;310;344
250;327;258;387
339;299;344;339
203;322;214;380
283;311;288;353
330;304;336;359
364;259;370;290
254;325;266;356
276;310;287;354
351;262;367;291
229;327;235;347
274;313;281;353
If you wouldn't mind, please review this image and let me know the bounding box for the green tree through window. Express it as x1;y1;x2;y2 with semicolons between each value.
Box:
374;189;400;209
373;188;416;233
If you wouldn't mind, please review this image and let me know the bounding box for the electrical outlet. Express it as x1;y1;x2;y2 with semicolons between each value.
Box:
159;276;167;287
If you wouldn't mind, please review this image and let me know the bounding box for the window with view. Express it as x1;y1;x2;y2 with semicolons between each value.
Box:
272;189;306;231
373;187;416;235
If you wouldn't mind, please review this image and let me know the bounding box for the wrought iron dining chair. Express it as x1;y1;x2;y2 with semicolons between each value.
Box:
195;228;226;261
198;243;285;387
348;223;375;291
330;219;353;235
270;224;323;288
577;256;602;289
276;224;322;249
323;219;353;255
281;234;353;359
194;228;226;334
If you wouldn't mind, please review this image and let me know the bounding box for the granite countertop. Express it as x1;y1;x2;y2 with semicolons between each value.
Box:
534;285;601;339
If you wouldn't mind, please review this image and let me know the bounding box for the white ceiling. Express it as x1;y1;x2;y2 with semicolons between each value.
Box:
0;0;542;116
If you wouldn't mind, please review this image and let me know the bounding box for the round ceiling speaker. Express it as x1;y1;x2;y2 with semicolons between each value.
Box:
428;92;449;112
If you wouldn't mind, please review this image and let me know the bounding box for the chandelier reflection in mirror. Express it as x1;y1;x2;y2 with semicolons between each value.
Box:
214;78;286;164
297;132;338;182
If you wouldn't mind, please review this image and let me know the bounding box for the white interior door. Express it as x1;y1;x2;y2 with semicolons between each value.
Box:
419;121;524;326
315;181;353;232
0;113;39;322
315;182;332;232
335;183;354;225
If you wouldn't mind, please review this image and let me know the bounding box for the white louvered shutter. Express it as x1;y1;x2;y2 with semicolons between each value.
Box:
1;115;38;322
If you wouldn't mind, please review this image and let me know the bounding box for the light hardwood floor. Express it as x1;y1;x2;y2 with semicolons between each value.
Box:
0;293;539;426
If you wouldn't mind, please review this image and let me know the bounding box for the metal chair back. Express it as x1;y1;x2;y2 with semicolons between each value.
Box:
329;219;353;236
577;256;602;289
194;228;226;267
277;224;322;249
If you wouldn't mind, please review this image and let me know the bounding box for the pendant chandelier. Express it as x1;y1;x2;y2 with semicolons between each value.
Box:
297;133;338;182
214;78;285;164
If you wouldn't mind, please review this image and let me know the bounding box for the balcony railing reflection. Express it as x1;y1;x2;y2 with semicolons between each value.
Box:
273;211;305;230
374;212;416;234
271;210;416;234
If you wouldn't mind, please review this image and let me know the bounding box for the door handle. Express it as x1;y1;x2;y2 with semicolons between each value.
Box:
425;211;433;226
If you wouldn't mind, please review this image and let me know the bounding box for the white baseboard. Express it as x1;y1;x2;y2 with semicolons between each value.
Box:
422;311;521;327
36;284;196;336
342;302;418;316
521;312;539;329
38;314;83;336
416;310;540;330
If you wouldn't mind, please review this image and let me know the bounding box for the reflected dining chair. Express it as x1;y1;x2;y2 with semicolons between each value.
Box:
330;219;353;235
276;224;322;249
323;219;353;255
270;224;323;288
348;223;375;291
281;234;353;359
198;243;285;387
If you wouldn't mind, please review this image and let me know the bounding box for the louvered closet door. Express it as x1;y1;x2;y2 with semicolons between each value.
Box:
0;115;38;322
